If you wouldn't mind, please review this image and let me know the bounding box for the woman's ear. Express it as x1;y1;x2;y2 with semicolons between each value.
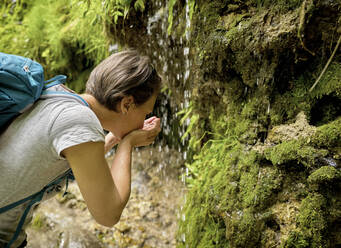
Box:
120;96;135;114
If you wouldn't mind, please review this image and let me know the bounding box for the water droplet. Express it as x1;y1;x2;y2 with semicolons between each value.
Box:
162;63;168;73
184;47;189;56
267;103;270;114
321;157;338;167
108;44;118;53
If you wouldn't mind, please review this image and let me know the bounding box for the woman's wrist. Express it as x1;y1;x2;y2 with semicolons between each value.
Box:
120;135;135;148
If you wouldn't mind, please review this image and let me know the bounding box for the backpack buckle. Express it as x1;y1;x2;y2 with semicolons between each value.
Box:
23;65;30;72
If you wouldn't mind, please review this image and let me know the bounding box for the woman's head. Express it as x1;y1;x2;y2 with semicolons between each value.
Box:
85;50;162;112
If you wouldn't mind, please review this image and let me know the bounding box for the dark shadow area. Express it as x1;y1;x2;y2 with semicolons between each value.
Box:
310;95;341;126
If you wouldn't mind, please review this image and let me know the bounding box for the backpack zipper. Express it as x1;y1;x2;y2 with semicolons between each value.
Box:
23;65;30;72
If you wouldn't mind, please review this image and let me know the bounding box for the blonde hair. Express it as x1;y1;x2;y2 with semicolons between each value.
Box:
86;50;161;111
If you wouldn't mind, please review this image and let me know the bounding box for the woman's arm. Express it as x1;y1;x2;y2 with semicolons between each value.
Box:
62;141;126;227
62;117;160;227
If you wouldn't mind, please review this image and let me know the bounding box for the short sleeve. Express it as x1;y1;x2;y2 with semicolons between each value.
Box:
49;104;105;157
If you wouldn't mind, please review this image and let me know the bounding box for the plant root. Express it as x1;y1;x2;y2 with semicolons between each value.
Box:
309;34;341;92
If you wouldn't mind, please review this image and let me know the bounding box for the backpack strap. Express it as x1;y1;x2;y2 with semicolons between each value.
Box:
40;90;89;107
43;75;67;89
1;84;88;248
0;169;74;248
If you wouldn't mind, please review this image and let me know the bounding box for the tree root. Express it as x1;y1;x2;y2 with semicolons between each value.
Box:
309;34;341;92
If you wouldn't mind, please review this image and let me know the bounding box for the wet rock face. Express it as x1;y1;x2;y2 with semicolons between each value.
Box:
176;0;341;247
265;112;316;144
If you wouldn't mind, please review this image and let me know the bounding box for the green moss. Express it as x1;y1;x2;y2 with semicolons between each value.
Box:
308;166;341;186
284;230;310;248
178;136;284;247
311;117;341;148
264;139;327;168
285;193;328;248
248;0;304;11
270;61;341;126
180;0;341;246
241;166;282;210
30;213;46;230
223;15;252;45
167;0;177;35
310;62;341;99
226;208;262;247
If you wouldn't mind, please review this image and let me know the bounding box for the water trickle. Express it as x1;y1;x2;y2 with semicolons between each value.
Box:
185;0;191;41
244;87;248;95
184;47;190;56
108;43;118;53
181;172;186;184
125;1;194;245
181;233;186;243
267;103;271;114
321;157;338;167
162;63;168;73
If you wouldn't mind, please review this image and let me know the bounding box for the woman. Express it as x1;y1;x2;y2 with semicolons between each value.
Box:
0;50;162;247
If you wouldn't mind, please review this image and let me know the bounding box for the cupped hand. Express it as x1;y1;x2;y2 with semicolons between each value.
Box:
104;132;121;153
123;117;161;147
142;116;160;131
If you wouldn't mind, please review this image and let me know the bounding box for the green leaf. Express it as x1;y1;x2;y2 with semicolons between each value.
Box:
134;0;145;11
167;0;177;35
123;6;129;19
114;10;124;16
41;48;50;58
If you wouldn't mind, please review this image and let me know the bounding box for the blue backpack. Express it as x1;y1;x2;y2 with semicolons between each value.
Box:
0;52;86;248
0;52;68;130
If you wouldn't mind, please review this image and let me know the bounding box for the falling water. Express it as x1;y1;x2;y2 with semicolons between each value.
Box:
134;1;195;245
122;0;194;245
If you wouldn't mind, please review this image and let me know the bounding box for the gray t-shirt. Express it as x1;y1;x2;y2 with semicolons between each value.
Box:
0;85;105;247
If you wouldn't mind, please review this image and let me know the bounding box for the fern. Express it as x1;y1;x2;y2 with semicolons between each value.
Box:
167;0;177;35
134;0;145;11
168;0;196;36
188;0;195;21
0;0;146;91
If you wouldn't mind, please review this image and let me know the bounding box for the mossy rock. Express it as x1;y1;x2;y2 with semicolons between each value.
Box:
264;139;327;168
308;166;341;186
311;117;341;148
284;193;328;248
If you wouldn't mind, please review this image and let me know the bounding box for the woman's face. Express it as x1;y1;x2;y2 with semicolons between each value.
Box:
105;93;158;139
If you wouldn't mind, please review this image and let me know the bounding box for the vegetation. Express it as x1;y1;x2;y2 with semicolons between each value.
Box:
31;213;46;230
1;0;340;247
178;0;341;247
0;0;146;91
